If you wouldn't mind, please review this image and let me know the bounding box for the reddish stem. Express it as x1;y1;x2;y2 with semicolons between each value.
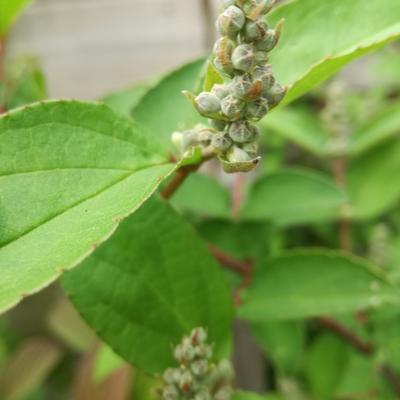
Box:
231;174;245;219
0;37;6;114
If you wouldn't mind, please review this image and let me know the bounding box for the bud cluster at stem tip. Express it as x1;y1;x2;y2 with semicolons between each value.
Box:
161;327;234;400
175;0;286;173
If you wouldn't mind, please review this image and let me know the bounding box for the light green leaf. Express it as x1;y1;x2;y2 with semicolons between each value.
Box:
4;56;47;110
260;106;329;156
251;321;305;375
102;84;150;117
306;333;349;400
348;138;400;219
0;100;175;314
93;345;125;383
132;59;204;153
0;0;32;37
233;391;283;400
241;169;346;226
269;0;400;105
239;250;399;321
62;197;233;374
171;173;231;219
349;101;400;156
203;60;224;92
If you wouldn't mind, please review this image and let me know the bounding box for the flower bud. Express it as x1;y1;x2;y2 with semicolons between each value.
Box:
243;0;276;20
264;82;287;107
232;44;256;72
211;83;232;100
246;97;269;120
195;344;213;359
195;92;221;114
214;387;233;400
255;51;269;66
212;132;233;152
243;19;269;42
222;0;236;8
256;29;278;51
162;385;180;400
228;120;258;143
213;37;235;75
190;327;208;345
231;74;252;99
227;145;252;163
253;65;275;91
191;359;209;376
179;371;193;394
216;6;246;37
241;141;259;157
216;359;235;381
221;94;244;120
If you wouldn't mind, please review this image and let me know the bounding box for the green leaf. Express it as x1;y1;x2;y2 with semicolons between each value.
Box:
269;0;400;106
306;333;349;400
132;59;204;153
4;56;47;110
101;83;151;117
260;106;329;156
203;60;224;92
349;101;400;156
0;0;32;37
93;345;125;383
348;138;400;219
251;321;305;375
233;391;283;400
62;197;233;374
239;250;399;321
170;173;231;219
241;169;346;226
0;100;175;314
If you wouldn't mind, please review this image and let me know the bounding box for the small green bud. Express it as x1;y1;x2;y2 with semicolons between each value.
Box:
195;92;221;114
216;359;235;381
254;51;269;66
228;120;258;143
194;390;212;400
210;119;227;131
241;141;259;157
222;0;236;8
215;387;233;400
211;83;232;100
221;94;244;120
232;44;256;72
190;327;208;345
264;82;286;107
243;0;276;20
256;29;277;51
253;65;275;91
179;371;193;394
213;37;235;75
162;385;180;400
243;19;268;42
227;145;252;163
195;344;213;360
231;74;252;99
212;132;233;152
216;5;246;37
246;97;269;120
191;359;209;376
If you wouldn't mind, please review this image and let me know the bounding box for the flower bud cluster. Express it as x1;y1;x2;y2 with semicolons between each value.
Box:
178;0;286;172
162;327;234;400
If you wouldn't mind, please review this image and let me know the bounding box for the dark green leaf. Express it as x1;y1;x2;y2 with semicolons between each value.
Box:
62;197;233;373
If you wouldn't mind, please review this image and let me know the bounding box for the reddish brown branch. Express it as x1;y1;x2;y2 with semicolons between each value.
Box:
317;316;373;355
231;174;245;219
380;364;400;397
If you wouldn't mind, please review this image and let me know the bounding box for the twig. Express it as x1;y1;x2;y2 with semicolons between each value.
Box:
331;157;351;252
380;364;400;397
317;316;373;355
231;174;245;219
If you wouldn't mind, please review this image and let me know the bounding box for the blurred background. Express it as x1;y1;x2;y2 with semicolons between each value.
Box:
6;0;220;99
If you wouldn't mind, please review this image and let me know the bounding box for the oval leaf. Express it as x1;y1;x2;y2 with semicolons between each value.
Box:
348;138;400;219
269;0;400;105
239;250;400;321
241;169;346;226
132;59;205;153
0;101;175;314
62;197;233;374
